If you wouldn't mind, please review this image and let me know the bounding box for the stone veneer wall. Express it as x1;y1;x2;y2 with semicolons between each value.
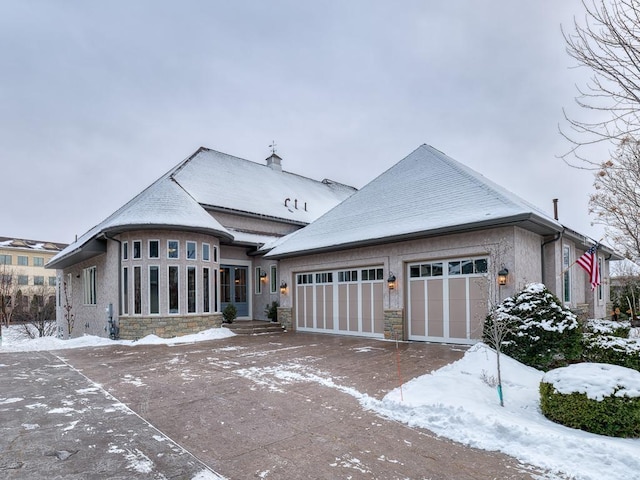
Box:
118;313;223;340
384;309;404;340
277;307;293;331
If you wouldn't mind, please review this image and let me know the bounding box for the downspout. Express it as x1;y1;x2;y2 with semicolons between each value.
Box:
541;228;564;286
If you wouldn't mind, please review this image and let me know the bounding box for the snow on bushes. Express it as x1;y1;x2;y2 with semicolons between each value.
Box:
540;363;640;437
584;318;631;338
582;334;640;372
483;283;581;371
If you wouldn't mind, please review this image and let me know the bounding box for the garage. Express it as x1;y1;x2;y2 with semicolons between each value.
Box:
295;266;385;337
407;257;489;344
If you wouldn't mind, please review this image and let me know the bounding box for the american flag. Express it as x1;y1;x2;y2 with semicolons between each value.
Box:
576;244;600;291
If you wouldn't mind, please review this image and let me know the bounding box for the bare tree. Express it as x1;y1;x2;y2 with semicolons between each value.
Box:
589;137;640;260
62;276;74;337
561;0;640;165
480;239;513;407
14;283;56;338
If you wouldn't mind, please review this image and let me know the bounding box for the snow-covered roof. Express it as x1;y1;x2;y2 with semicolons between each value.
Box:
0;237;66;252
267;144;565;258
172;148;356;225
47;147;355;269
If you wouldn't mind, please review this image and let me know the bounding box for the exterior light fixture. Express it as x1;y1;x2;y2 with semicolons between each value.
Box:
498;267;509;286
259;269;268;282
280;280;287;294
387;272;397;290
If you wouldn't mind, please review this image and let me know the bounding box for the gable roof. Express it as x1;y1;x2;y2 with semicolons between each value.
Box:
266;144;565;258
172;148;356;225
47;147;356;270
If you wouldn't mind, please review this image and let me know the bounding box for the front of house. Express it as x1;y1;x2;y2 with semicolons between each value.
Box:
47;144;617;343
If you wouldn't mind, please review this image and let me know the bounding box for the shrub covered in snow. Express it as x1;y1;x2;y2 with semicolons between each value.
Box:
584;318;631;338
582;334;640;372
540;363;640;438
483;283;581;371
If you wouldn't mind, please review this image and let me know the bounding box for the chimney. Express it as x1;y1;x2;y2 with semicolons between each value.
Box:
266;153;282;172
553;198;559;221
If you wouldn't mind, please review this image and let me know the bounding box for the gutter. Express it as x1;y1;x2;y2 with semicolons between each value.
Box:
101;233;122;317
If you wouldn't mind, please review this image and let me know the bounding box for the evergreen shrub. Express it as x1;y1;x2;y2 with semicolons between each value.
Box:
222;304;237;324
483;283;582;371
582;334;640;372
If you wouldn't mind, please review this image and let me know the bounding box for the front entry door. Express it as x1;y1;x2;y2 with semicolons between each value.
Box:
221;265;249;317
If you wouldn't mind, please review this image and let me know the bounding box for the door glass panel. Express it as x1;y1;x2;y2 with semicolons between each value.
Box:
234;267;247;303
221;268;231;303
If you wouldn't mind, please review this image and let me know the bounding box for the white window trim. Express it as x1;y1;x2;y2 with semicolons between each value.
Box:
202;243;211;262
186;241;197;261
148;239;160;259
187;265;198;314
122;241;129;260
270;264;277;294
132;240;142;260
83;266;97;306
148;265;160;315
562;244;571;305
167;240;180;260
255;267;262;294
167;265;180;315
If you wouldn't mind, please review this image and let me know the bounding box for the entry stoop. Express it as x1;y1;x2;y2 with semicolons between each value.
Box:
222;320;285;335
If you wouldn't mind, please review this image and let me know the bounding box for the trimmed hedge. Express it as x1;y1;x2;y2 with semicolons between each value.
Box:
584;318;631;338
540;364;640;438
483;283;582;371
582;334;640;372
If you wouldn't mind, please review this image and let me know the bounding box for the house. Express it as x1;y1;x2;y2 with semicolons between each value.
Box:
46;148;356;339
0;237;67;325
48;144;617;343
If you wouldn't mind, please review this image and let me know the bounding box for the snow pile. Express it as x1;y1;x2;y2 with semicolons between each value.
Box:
0;325;235;352
374;343;640;480
542;363;640;400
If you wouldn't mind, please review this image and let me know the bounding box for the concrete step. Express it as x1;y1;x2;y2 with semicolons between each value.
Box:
222;321;285;335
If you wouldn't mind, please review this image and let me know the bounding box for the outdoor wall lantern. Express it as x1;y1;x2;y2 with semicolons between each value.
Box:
260;269;268;282
387;272;397;290
280;280;288;294
498;267;509;286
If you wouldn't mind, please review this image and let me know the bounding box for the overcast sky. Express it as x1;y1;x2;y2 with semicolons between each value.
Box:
0;0;609;245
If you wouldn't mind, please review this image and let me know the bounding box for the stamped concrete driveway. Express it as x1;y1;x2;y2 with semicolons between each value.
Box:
4;332;543;479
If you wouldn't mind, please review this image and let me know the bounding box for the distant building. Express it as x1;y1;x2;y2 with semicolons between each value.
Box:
0;237;67;322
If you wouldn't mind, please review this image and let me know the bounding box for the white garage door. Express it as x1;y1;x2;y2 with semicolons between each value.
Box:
295;267;384;338
407;257;489;344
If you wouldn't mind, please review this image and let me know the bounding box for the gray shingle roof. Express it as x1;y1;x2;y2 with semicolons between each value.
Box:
266;144;563;258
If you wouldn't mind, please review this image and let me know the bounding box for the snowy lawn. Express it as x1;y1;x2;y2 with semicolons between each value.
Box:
2;326;639;479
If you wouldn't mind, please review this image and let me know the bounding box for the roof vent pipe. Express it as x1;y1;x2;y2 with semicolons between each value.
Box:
553;198;559;221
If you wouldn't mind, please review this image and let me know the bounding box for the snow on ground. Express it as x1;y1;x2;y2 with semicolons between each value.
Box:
2;326;639;479
0;324;235;352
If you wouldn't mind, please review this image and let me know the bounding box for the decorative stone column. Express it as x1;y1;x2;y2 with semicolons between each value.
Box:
277;307;293;331
384;309;404;340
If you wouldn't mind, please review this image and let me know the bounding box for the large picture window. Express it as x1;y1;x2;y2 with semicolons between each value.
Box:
168;266;179;313
83;266;97;305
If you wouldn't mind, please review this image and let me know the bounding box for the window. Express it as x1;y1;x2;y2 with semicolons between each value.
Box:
134;266;141;314
361;269;382;281
123;267;129;315
563;245;571;303
34;276;44;286
187;266;196;313
270;265;277;293
255;267;262;294
338;270;358;282
33;257;44;267
48;276;57;286
149;240;159;259
213;246;218;263
133;241;141;259
168;240;179;259
0;255;12;265
203;268;210;313
83;267;97;305
168;266;179;313
149;266;159;314
187;241;197;260
17;256;28;266
202;243;210;261
315;272;334;283
214;268;218;312
297;273;313;284
123;242;129;260
597;256;604;302
1;274;11;286
18;275;28;285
